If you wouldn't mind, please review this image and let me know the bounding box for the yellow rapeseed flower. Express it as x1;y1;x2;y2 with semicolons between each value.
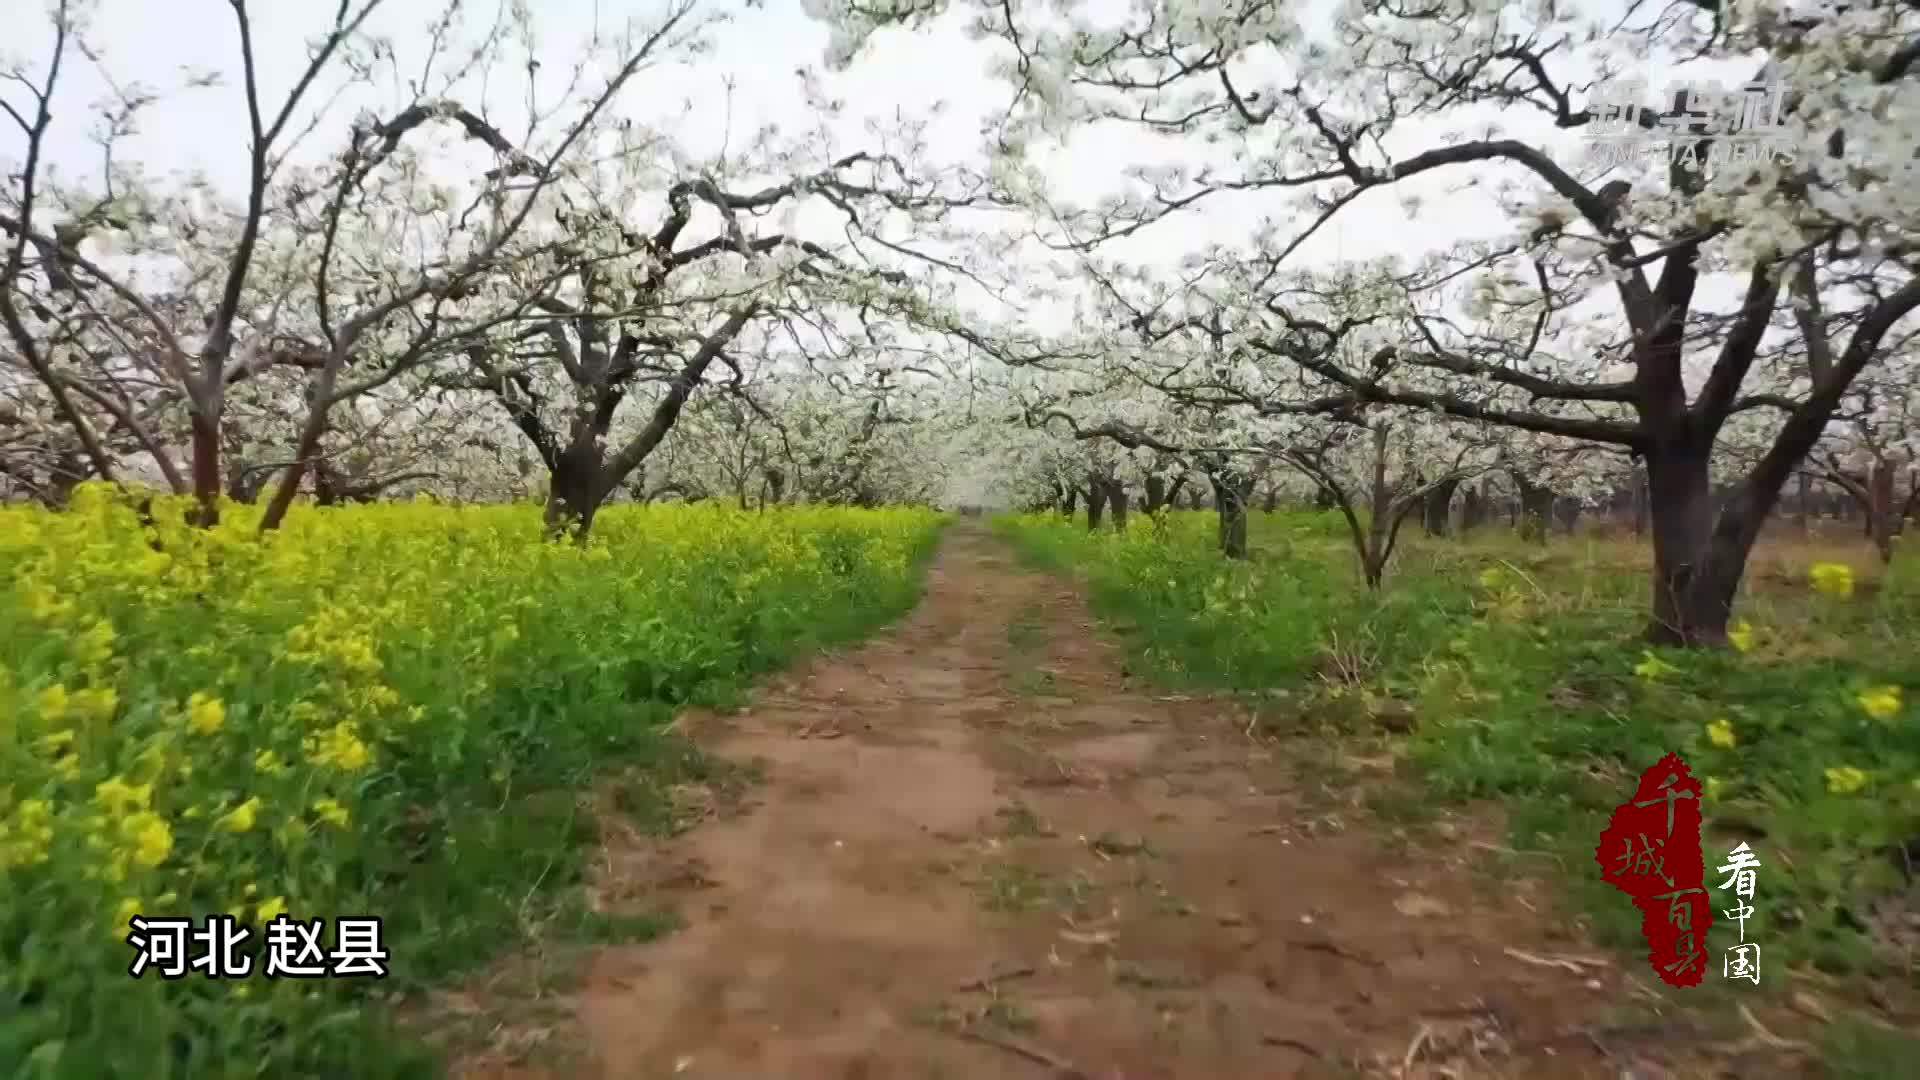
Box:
187;692;226;735
122;812;173;866
255;895;287;923
311;798;350;829
35;684;70;723
22;582;71;621
1727;620;1755;653
254;750;289;776
305;722;372;773
1857;685;1903;721
215;797;262;834
1;799;55;869
1634;652;1680;681
94;776;153;815
1825;766;1869;795
113;897;142;931
75;619;117;666
1810;562;1855;598
1706;718;1737;748
73;686;118;723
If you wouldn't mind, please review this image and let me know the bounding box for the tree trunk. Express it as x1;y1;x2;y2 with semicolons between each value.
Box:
1263;485;1280;513
1085;479;1107;531
228;464;269;505
1868;462;1896;564
1143;474;1167;513
1512;471;1554;543
313;463;340;507
1312;486;1336;511
1362;553;1386;589
544;445;604;542
1421;476;1460;537
1106;479;1130;532
1211;471;1252;559
1555;496;1582;535
1795;471;1811;534
188;410;221;527
1460;485;1487;530
1644;444;1741;646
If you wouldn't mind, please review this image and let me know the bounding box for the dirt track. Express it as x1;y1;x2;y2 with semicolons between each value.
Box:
457;523;1668;1079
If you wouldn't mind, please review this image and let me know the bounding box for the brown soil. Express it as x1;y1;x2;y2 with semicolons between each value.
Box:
446;523;1743;1079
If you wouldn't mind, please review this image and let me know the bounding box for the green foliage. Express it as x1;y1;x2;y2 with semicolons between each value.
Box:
997;510;1920;995
1;488;945;1078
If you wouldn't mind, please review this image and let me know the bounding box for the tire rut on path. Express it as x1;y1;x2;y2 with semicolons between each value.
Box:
458;523;1644;1079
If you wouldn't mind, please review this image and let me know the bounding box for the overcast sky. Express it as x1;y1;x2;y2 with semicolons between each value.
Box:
11;0;1755;356
12;1;1539;300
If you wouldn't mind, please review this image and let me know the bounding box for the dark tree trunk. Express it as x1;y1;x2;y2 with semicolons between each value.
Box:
1063;484;1078;516
1421;476;1460;537
228;464;269;505
1312;486;1336;511
1211;471;1253;559
1796;471;1812;534
313;463;340;507
1868;463;1896;564
1143;474;1166;513
1166;473;1190;510
1263;485;1280;513
544;442;605;542
1106;479;1130;532
188;411;221;527
1643;442;1744;647
1554;496;1582;535
1084;478;1106;531
1460;485;1488;530
1512;471;1555;543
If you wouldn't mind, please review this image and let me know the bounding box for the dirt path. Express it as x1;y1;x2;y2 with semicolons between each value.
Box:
458;523;1662;1079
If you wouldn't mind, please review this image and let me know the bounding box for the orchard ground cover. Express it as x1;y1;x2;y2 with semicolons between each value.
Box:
999;508;1920;1072
0;487;943;1079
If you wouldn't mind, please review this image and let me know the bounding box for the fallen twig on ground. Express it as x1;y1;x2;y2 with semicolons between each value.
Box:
1261;1035;1324;1058
1502;946;1610;973
1293;937;1386;968
956;965;1036;993
957;1027;1088;1079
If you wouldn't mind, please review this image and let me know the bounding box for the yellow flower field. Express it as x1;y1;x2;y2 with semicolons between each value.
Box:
1;486;944;1077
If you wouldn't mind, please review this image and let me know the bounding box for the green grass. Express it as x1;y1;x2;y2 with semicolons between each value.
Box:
996;507;1920;1065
